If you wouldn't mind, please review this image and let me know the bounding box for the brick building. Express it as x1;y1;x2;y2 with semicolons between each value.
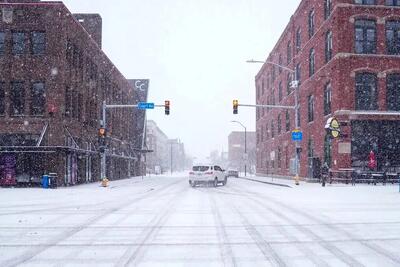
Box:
228;131;256;174
0;0;146;185
255;0;400;179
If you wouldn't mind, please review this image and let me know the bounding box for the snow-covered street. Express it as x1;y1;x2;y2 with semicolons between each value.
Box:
1;175;400;266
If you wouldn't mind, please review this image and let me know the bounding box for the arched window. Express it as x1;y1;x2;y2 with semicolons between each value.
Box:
309;48;315;77
308;9;315;38
325;31;333;62
324;0;332;19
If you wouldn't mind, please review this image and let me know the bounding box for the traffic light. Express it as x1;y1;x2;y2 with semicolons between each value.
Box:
98;128;106;152
165;100;170;115
233;100;238;114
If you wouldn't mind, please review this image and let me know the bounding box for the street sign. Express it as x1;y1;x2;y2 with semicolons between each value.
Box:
291;130;303;141
138;102;155;109
325;117;341;138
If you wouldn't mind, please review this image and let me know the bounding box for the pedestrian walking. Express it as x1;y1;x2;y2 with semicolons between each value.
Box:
321;162;329;187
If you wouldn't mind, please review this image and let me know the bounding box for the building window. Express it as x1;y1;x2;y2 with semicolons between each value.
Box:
386;0;400;5
278;82;283;102
278;147;282;169
272;65;276;82
271;120;275;138
265;124;269;140
355;73;378;110
295;64;301;84
286;110;290;131
271;89;275;106
296;28;301;53
12;32;25;55
325;31;333;62
308;9;315;39
355;19;376;54
309;48;315;77
31;82;45;115
297;107;301;128
0;32;5;55
308;95;314;122
325;0;332;19
277;114;282;134
324;83;332;115
287;73;292;95
31;31;45;55
387;73;400;111
287;42;292;64
65;86;73;118
0;82;4;115
278;55;282;73
10;82;25;116
261;79;265;95
355;0;376;4
386;21;400;55
261;127;264;142
308;138;314;159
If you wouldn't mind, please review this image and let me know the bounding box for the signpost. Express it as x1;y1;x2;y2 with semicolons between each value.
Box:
291;129;303;141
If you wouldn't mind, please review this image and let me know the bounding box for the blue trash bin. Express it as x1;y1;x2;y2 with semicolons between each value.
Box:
42;175;49;188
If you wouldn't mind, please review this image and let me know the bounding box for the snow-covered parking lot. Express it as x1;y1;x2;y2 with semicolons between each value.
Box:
0;175;400;266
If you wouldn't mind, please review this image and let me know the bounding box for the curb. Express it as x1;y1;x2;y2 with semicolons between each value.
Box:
237;177;292;188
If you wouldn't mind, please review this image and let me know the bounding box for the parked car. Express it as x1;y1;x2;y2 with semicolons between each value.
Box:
189;165;227;187
225;169;239;178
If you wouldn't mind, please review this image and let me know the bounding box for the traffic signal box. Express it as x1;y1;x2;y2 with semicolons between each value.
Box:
165;100;170;115
98;128;106;152
233;100;238;114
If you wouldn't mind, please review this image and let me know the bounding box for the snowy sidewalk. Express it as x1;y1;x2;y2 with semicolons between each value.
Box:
237;175;298;187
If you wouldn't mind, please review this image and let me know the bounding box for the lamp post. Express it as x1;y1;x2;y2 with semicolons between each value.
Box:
231;120;247;177
247;59;300;185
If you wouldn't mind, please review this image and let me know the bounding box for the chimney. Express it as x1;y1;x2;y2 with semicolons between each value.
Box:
73;13;102;48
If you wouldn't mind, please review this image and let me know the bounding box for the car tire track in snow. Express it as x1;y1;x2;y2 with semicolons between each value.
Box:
1;178;183;267
208;189;238;267
116;185;188;267
229;182;398;266
236;197;331;267
227;198;288;266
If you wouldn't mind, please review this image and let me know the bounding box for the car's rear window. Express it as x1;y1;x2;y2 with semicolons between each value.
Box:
192;166;209;171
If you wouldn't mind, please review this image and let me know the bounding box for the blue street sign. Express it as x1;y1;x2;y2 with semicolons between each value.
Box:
138;102;155;109
291;131;303;141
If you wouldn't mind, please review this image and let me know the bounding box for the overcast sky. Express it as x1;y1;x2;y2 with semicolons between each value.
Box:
56;0;300;161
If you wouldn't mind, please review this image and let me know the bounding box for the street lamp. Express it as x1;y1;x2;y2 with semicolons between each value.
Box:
231;120;247;177
247;59;300;185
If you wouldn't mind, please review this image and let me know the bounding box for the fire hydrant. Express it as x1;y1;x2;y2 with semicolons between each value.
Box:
294;175;300;185
101;178;109;187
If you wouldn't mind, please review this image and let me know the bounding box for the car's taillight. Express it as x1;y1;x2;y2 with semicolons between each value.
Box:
205;171;213;175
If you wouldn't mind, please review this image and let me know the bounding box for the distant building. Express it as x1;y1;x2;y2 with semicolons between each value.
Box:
146;120;169;174
255;0;400;178
0;0;145;185
228;132;256;173
168;139;186;172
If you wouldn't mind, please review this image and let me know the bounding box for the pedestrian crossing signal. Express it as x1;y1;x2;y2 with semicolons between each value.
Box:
233;100;238;114
165;100;170;115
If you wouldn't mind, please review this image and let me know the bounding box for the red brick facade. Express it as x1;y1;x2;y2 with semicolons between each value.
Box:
0;1;145;185
255;0;400;178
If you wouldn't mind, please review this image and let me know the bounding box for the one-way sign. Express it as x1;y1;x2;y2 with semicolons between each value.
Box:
138;102;155;109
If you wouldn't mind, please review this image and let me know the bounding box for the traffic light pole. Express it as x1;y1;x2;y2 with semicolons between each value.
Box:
235;84;300;184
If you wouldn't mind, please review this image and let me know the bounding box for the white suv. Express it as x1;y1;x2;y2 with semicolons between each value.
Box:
189;165;227;187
